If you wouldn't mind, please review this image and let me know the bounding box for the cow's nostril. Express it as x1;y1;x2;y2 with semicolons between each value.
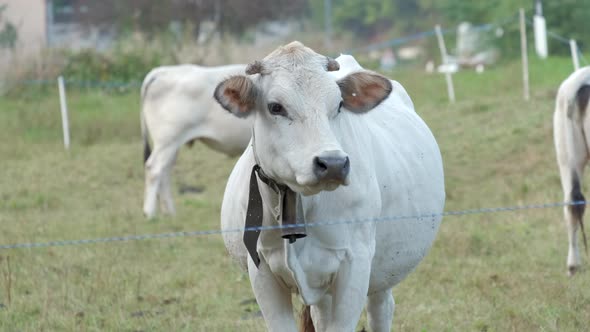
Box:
313;157;329;179
315;157;328;172
343;157;350;174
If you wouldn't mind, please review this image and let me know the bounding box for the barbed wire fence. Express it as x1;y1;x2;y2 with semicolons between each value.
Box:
0;200;586;250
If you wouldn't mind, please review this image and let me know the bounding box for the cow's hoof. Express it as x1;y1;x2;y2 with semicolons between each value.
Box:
567;265;579;276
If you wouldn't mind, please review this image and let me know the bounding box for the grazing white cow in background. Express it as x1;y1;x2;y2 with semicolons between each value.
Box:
140;64;253;218
554;66;590;275
215;42;445;332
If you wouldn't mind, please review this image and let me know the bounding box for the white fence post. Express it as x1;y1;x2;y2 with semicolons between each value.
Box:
570;39;580;71
533;15;548;58
533;0;548;58
58;76;70;150
519;9;530;101
435;24;456;103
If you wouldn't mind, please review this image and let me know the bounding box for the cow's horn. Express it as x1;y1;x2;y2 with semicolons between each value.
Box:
246;60;264;75
326;57;340;71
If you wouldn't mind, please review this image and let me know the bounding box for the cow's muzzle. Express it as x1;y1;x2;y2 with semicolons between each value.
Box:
313;151;350;184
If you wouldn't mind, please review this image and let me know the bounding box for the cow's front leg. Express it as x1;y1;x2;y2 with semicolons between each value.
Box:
325;254;372;332
366;289;394;332
248;258;298;332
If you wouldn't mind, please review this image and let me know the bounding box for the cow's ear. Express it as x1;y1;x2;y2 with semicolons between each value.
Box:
337;71;392;113
214;75;258;117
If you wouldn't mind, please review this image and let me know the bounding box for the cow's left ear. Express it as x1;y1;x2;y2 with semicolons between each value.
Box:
337;71;392;113
214;75;258;117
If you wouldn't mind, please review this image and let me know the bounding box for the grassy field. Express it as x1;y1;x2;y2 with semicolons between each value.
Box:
1;56;589;331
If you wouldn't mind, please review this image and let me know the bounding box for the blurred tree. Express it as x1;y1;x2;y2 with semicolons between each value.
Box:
69;0;307;38
65;0;216;37
0;4;18;49
217;0;308;34
541;0;590;53
309;0;428;38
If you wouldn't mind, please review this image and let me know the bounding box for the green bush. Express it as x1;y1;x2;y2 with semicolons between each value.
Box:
62;44;168;84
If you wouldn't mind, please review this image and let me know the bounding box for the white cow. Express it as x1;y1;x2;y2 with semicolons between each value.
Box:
215;42;445;332
553;66;590;275
140;64;253;218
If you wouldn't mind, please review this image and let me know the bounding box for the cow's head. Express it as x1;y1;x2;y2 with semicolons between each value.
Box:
214;42;392;195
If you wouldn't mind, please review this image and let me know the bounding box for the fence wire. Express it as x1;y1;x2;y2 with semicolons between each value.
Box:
532;20;588;66
546;30;570;44
0;200;584;250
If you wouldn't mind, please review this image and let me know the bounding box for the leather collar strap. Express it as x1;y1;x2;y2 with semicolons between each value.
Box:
244;165;307;269
244;165;265;268
255;164;285;194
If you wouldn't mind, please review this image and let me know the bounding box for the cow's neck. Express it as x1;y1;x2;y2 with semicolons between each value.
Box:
244;132;307;268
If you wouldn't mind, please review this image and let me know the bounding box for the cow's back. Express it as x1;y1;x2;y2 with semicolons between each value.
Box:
142;64;252;156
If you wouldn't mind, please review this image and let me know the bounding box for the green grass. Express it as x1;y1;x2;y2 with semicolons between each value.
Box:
0;56;589;331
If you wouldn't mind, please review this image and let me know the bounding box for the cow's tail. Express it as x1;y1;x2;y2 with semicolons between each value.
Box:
140;70;159;163
569;170;588;255
299;305;315;332
575;83;590;254
140;110;151;163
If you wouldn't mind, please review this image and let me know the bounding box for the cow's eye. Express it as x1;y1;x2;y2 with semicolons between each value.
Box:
338;100;344;114
267;103;287;116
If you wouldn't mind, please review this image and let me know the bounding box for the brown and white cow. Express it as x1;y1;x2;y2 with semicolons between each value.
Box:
554;66;590;275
